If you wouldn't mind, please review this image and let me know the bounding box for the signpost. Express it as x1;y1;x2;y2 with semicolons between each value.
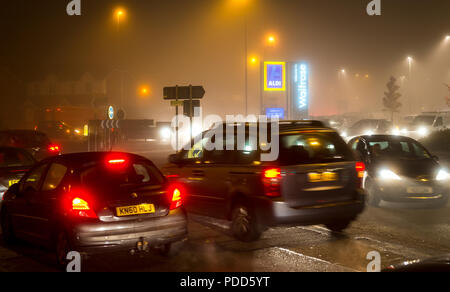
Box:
164;85;205;150
164;86;205;100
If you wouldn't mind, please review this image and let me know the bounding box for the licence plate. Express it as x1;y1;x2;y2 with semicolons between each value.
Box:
308;172;338;183
8;180;20;187
407;187;433;194
116;204;155;217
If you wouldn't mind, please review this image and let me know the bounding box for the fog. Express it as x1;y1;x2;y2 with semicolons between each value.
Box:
0;0;449;128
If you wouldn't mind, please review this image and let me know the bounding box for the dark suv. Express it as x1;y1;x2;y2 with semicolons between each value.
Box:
0;130;61;161
163;121;366;241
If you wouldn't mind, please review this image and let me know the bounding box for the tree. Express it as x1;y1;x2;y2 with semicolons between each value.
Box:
383;76;402;123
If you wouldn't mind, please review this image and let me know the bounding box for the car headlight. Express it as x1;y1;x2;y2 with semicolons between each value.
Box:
379;169;402;180
436;169;449;181
159;127;172;140
418;127;429;137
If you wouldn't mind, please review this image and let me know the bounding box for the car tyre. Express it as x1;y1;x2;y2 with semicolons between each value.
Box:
1;209;17;245
55;231;73;270
325;219;352;233
231;204;262;242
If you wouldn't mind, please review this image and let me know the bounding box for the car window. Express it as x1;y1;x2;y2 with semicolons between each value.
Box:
181;137;209;163
20;164;48;192
81;161;164;189
42;163;68;191
234;135;260;164
278;132;354;165
0;149;35;168
368;140;431;159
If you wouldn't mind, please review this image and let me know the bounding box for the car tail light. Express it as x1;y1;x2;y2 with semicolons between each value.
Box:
48;144;61;153
106;155;129;169
64;192;98;219
355;162;366;188
170;188;183;210
262;168;282;198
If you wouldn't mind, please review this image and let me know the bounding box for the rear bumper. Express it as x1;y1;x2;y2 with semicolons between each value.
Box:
70;208;188;255
255;190;366;227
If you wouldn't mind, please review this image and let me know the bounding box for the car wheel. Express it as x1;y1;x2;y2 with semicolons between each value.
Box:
325;219;352;233
1;209;16;245
231;204;262;242
55;231;72;270
365;178;381;207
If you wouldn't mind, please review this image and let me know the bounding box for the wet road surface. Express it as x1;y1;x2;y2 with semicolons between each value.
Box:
0;149;449;272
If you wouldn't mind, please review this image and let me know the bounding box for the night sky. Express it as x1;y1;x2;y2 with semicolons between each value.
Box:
0;0;449;119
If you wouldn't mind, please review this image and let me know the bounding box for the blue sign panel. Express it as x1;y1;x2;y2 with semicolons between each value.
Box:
264;62;286;91
266;108;285;119
292;62;309;119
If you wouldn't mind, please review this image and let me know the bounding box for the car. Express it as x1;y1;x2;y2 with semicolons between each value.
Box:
0;147;36;202
163;120;366;242
0;130;61;161
348;135;449;208
0;152;188;267
342;119;392;141
406;114;449;139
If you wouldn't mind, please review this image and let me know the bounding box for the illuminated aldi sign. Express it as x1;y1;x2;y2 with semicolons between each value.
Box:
292;62;309;118
264;62;286;91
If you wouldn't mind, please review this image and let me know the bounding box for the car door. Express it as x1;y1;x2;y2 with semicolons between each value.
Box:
176;137;209;215
27;162;69;245
10;163;49;241
200;136;235;219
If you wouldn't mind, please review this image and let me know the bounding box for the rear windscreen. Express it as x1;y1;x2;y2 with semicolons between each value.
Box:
80;161;165;189
0;149;35;168
278;132;355;165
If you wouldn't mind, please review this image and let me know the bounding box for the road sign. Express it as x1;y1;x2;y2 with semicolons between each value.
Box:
183;100;201;117
101;120;120;129
107;106;115;120
164;86;206;100
170;101;184;107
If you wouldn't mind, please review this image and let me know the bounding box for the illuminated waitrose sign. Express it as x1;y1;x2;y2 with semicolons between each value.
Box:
293;62;309;117
264;62;286;91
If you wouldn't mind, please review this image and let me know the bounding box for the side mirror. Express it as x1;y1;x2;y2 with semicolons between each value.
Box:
169;154;181;165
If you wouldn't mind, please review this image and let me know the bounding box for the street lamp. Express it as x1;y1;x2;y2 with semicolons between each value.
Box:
267;35;276;46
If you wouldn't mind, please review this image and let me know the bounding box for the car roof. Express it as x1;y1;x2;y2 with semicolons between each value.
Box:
356;135;417;142
40;152;153;168
212;120;331;134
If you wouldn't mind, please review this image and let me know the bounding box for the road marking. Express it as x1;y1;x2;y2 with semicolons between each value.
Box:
274;247;358;272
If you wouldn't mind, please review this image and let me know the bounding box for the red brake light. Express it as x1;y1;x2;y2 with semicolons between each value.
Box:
262;168;282;198
108;159;126;165
106;155;129;169
64;192;98;219
48;144;61;153
264;168;281;179
168;185;183;210
355;162;366;188
356;162;366;172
